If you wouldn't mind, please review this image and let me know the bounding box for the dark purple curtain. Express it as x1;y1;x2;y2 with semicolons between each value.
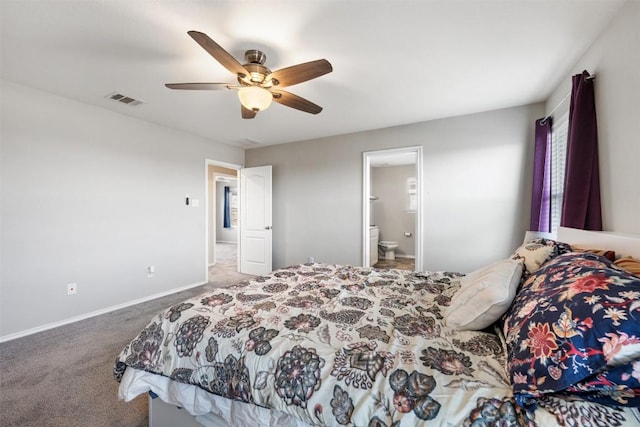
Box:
530;117;552;232
561;70;602;230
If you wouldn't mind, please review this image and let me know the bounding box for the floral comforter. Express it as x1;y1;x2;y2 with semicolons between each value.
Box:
114;264;640;426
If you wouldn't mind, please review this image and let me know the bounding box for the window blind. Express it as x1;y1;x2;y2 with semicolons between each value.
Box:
550;113;569;233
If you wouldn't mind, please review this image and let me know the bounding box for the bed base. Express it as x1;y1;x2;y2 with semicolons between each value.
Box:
149;396;228;427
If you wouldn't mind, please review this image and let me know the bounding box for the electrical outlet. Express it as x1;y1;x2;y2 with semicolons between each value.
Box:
308;257;315;263
147;265;155;278
67;283;77;295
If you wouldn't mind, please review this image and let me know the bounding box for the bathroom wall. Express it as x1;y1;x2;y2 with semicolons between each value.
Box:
371;165;415;257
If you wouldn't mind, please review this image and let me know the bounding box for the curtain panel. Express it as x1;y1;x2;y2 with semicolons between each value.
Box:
530;117;552;232
561;70;602;231
223;186;231;228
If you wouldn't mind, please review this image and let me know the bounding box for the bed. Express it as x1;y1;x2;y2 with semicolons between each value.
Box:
114;227;640;426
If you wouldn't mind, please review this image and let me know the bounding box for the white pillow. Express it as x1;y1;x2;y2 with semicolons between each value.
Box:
445;259;523;331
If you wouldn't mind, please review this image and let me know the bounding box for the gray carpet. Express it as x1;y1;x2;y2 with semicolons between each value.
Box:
0;249;250;427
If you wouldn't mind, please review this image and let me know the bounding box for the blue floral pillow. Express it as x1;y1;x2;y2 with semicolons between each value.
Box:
565;360;640;407
503;252;640;406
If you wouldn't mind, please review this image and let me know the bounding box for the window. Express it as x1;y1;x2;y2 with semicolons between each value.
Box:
223;185;239;228
550;113;568;233
230;191;239;227
407;177;417;212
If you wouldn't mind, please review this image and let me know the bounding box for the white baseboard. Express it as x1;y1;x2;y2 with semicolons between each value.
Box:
0;280;207;343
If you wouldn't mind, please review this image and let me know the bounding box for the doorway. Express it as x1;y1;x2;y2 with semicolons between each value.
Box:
206;160;242;280
206;160;273;279
362;146;423;271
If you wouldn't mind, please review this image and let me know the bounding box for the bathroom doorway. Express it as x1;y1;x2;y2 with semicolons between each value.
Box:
362;146;423;271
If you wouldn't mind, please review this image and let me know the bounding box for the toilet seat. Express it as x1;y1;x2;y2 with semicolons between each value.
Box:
379;241;398;249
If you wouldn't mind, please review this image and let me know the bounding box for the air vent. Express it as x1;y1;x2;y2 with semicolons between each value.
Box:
242;138;263;145
232;138;263;147
106;92;144;107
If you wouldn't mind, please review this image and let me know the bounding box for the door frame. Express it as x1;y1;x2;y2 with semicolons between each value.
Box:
362;146;423;271
205;159;243;278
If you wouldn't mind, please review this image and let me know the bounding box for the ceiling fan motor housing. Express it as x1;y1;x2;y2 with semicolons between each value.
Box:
244;49;266;65
238;50;278;87
238;63;273;87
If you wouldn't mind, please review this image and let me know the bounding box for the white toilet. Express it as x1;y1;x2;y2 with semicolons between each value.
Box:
378;241;399;260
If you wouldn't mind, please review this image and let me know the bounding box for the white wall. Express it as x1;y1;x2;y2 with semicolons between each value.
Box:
246;104;543;273
544;0;639;235
371;165;415;257
0;80;244;339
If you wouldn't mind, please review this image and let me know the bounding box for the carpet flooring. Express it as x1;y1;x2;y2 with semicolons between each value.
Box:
0;243;250;427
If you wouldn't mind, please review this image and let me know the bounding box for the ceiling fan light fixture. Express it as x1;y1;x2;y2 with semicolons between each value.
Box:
238;86;272;112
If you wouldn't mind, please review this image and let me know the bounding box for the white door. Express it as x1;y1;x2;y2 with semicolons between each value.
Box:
240;165;272;275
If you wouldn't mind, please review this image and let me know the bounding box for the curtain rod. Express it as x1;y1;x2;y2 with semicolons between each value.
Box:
540;74;596;125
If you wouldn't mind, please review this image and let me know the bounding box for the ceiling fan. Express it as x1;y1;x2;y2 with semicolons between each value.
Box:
165;31;333;119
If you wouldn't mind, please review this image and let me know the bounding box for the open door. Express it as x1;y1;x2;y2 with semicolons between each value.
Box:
239;165;272;275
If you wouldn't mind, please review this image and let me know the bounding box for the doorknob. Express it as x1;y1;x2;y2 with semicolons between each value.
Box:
265;226;272;230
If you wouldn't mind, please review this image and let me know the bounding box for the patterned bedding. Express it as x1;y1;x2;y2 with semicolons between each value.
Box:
114;263;640;426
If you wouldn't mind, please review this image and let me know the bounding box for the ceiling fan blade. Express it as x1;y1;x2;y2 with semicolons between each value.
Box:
187;31;248;77
268;59;332;87
271;90;323;114
241;105;257;119
165;83;231;90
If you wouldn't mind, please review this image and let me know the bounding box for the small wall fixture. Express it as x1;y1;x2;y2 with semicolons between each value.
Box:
238;86;273;112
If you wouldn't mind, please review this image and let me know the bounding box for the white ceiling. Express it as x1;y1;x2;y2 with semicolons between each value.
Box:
0;0;626;148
